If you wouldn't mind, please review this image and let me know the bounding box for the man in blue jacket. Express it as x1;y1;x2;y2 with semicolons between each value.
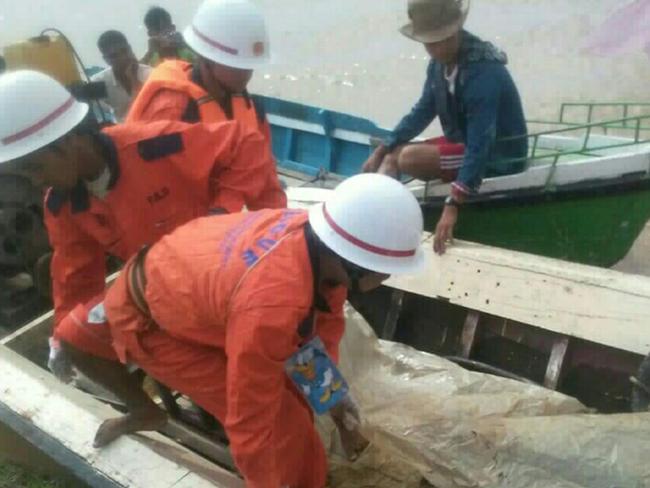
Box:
363;0;528;254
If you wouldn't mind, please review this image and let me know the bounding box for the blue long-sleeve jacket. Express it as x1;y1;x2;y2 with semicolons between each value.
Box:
386;31;528;195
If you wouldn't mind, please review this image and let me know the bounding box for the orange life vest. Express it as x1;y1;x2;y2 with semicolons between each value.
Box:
127;59;263;133
45;120;270;326
126;59;286;212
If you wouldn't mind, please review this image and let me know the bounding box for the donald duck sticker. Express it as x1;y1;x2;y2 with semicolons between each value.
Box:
286;337;349;415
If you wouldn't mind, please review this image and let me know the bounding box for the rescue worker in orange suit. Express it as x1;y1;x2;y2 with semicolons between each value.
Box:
0;70;286;414
57;173;426;487
127;0;285;210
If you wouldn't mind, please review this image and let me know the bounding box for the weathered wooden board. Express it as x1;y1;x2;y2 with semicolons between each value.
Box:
387;237;650;355
1;272;120;364
286;186;335;206
1;309;52;364
286;186;650;355
0;345;243;488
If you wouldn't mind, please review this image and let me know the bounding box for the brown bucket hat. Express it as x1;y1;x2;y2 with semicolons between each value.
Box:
400;0;470;43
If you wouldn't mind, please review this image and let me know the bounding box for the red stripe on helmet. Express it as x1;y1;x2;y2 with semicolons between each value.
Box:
192;25;239;55
322;204;416;258
2;96;76;146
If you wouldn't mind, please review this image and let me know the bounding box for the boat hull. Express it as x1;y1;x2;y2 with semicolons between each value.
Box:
422;177;650;267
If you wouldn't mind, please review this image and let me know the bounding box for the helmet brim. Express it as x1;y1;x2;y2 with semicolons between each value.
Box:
183;26;270;70
309;202;428;276
0;101;89;164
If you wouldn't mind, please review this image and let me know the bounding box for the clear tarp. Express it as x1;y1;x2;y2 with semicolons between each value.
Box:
321;306;650;488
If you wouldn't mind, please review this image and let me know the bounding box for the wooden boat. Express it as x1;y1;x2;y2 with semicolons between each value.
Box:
289;189;650;413
1;216;649;485
0;339;242;487
265;95;650;267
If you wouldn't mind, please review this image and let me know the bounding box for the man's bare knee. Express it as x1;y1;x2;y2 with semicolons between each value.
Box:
397;144;441;180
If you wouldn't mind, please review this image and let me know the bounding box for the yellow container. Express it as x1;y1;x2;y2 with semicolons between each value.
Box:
4;35;81;86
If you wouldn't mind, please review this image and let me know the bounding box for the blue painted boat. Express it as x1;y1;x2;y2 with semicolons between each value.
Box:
259;95;388;179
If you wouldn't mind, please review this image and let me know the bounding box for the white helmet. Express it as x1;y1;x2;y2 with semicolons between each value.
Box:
183;0;270;70
0;70;89;164
309;174;426;275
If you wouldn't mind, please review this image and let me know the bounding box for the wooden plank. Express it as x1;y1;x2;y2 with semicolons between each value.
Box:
459;310;481;358
381;289;404;340
0;401;119;488
2;272;122;363
1;310;53;346
0;309;53;363
386;237;650;355
544;338;570;390
0;345;242;488
160;419;236;472
286;186;334;208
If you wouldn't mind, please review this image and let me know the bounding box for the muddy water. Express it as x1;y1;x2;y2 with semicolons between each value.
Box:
0;0;648;273
1;1;647;124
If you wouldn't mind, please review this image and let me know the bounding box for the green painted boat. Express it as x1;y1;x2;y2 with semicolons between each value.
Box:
264;98;650;267
422;178;650;267
413;103;650;266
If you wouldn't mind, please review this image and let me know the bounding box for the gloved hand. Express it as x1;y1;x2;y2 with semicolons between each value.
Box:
330;394;369;461
48;337;75;384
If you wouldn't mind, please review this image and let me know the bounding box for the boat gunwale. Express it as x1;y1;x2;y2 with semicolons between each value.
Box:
419;171;650;208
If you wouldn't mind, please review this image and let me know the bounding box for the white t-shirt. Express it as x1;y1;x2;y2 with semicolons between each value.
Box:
91;64;152;122
444;65;459;96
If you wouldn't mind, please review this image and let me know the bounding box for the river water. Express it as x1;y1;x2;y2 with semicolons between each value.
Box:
1;0;648;273
1;0;648;124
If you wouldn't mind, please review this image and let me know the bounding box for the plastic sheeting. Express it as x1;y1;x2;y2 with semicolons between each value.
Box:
322;306;650;488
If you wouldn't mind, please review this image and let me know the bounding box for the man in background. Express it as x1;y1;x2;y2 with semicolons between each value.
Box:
141;6;194;66
92;30;152;121
363;0;528;255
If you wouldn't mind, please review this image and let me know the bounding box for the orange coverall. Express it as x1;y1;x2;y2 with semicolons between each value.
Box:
47;120;274;333
105;209;347;488
126;59;286;210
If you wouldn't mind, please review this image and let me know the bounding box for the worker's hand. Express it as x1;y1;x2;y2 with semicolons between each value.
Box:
330;395;369;461
47;337;74;384
433;205;458;255
361;145;388;173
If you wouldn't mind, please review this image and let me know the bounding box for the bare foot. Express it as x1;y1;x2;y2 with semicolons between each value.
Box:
94;407;167;447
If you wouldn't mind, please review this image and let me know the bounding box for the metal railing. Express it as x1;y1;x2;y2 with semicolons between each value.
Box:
528;102;650;135
497;114;650;188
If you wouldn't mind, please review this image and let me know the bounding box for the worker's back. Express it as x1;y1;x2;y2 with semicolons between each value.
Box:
142;208;346;349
